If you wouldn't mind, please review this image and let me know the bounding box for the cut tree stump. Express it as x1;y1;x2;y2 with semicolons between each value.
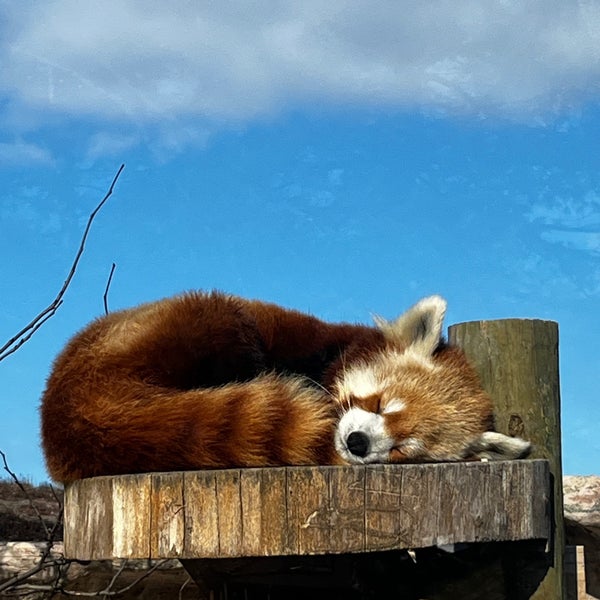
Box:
64;460;550;561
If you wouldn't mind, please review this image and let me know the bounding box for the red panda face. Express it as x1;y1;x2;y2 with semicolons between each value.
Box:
335;348;468;464
332;295;531;464
333;347;492;464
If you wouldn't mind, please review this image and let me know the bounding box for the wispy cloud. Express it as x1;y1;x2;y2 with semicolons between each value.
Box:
1;0;600;134
527;191;600;228
527;190;600;256
85;132;140;161
0;140;54;166
541;230;600;254
0;193;62;235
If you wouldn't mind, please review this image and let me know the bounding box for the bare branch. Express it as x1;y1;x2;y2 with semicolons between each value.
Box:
0;165;175;599
69;560;170;597
179;574;192;600
100;559;128;598
0;164;125;362
103;263;116;316
5;559;171;597
0;556;67;594
0;450;53;539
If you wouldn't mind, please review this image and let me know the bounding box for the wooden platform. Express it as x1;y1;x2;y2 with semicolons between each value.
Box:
64;459;550;561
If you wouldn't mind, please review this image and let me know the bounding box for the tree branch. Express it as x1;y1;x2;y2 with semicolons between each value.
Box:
0;450;56;539
0;164;125;362
103;263;116;316
2;559;170;597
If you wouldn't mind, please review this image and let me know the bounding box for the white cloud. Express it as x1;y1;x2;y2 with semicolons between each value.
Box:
0;140;54;166
1;0;600;131
523;188;600;297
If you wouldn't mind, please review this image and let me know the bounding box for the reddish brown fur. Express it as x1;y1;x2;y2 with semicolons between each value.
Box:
41;291;518;483
354;347;495;462
41;292;384;482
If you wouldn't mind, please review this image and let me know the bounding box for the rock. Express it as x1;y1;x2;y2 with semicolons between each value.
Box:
564;476;600;529
0;541;200;599
564;475;600;599
0;541;63;582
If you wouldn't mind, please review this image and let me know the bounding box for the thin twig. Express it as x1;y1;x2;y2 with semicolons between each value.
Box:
0;164;125;362
100;560;128;600
0;450;51;538
103;263;116;315
0;555;67;594
15;559;170;597
0;451;66;595
49;481;64;509
179;574;192;600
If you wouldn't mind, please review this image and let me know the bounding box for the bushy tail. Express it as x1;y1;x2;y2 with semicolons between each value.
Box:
41;373;338;483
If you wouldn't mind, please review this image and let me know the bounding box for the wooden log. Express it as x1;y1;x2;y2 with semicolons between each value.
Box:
448;319;564;599
64;460;550;561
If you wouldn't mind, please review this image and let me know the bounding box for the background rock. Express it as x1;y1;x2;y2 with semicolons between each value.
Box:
564;475;600;599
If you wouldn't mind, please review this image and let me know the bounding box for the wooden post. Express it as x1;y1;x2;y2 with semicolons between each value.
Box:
448;319;564;599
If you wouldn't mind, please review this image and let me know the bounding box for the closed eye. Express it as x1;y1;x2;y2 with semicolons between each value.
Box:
382;398;406;415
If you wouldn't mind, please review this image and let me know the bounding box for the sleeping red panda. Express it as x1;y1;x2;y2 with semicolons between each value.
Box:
41;292;530;482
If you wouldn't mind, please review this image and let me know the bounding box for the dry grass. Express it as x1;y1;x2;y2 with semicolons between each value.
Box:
0;478;63;541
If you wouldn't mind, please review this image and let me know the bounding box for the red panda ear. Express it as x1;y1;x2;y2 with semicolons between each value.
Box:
374;295;447;357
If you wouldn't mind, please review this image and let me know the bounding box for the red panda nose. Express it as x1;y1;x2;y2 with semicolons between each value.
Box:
346;431;370;458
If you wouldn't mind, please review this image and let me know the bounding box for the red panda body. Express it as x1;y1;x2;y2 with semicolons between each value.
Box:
41;291;530;483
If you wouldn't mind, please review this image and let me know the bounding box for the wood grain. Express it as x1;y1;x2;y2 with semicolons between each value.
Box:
449;319;562;599
64;460;550;561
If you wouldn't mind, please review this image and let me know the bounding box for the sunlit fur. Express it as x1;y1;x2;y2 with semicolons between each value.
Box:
334;346;499;464
41;291;530;483
334;296;530;464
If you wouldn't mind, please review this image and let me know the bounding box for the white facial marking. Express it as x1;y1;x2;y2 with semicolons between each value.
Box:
335;407;395;464
339;366;381;399
382;398;406;415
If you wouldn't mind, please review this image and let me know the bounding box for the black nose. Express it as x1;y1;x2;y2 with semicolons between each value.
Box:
346;431;370;457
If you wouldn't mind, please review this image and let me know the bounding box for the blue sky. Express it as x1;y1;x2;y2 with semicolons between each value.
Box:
1;1;599;481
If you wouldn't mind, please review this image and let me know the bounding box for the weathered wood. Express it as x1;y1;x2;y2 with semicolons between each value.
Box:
150;472;184;558
64;460;550;561
449;319;563;599
111;474;152;559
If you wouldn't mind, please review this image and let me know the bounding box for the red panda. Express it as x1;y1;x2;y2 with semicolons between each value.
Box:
40;291;530;482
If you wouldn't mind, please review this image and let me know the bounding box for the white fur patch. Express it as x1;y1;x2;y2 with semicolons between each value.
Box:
394;347;436;370
382;398;406;415
337;365;381;400
335;407;394;464
469;431;532;460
